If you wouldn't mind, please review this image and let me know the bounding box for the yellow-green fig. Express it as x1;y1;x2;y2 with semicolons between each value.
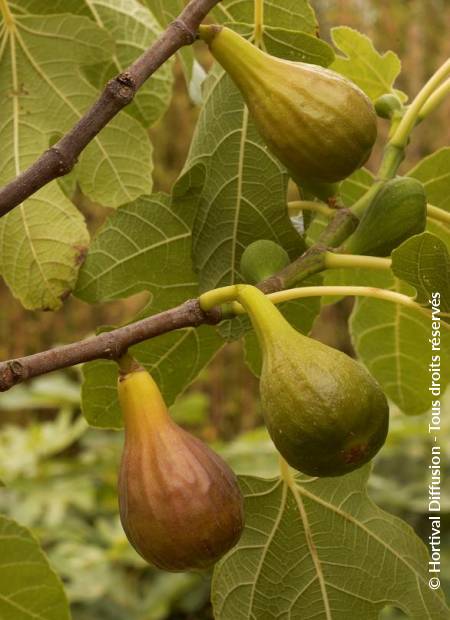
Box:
237;285;389;477
117;362;244;571
199;25;377;184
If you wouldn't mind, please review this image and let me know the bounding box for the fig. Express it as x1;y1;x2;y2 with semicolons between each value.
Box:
117;361;244;571
236;285;389;477
374;93;402;119
342;176;427;256
240;240;290;283
198;25;377;184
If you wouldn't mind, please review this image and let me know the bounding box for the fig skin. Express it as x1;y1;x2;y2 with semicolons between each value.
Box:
199;25;377;185
240;240;290;283
118;365;244;571
237;285;389;477
342;177;427;257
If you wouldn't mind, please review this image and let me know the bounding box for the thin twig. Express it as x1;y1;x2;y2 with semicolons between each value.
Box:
0;300;220;391
0;211;357;392
0;0;221;217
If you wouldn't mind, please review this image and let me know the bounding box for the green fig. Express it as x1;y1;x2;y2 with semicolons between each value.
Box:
342;177;427;256
199;25;377;184
374;93;402;119
240;240;290;283
236;285;389;477
117;362;244;571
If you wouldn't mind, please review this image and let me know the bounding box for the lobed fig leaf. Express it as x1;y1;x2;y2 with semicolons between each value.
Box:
237;285;389;477
117;363;244;571
342;176;427;256
199;25;377;185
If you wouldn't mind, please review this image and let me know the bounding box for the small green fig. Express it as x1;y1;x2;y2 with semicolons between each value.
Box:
342;177;427;256
199;25;377;184
240;240;290;283
237;285;389;477
374;93;402;119
117;363;244;571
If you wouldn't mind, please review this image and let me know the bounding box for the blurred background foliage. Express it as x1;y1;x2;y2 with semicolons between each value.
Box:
0;376;448;619
1;0;450;618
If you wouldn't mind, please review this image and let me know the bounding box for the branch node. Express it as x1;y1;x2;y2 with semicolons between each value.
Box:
47;146;76;176
170;18;197;45
102;335;128;361
0;360;26;392
107;74;136;105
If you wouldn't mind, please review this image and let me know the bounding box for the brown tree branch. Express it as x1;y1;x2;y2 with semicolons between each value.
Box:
0;300;221;391
0;0;221;217
0;211;358;392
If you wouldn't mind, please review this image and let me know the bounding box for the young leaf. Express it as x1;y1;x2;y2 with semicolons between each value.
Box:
391;232;450;312
212;469;450;620
331;27;403;101
0;515;70;620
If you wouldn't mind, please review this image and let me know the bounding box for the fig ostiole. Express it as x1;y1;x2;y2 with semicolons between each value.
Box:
199;25;377;185
117;360;244;572
236;285;389;477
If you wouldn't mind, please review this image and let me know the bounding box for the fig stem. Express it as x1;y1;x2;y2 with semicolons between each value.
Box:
197;24;221;44
254;0;264;47
417;78;450;122
0;0;15;31
288;201;334;219
235;285;290;350
117;352;142;376
199;285;239;311
391;58;450;148
374;59;450;184
278;455;292;484
226;285;430;318
427;204;450;226
324;253;392;271
200;281;429;319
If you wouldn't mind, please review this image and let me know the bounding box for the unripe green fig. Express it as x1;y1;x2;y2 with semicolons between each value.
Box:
342;177;427;256
374;93;402;119
237;285;389;477
117;362;244;571
240;240;290;283
199;25;377;184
